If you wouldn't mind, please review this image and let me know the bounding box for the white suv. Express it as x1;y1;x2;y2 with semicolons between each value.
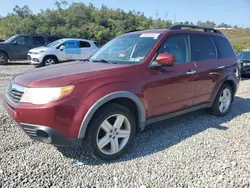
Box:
28;38;99;67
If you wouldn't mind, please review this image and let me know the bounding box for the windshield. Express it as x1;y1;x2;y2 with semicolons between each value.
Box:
46;39;64;47
4;35;17;43
241;51;250;60
89;33;163;64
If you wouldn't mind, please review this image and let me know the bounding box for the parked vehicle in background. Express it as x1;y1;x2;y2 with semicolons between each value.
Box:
0;34;61;65
3;25;240;161
0;39;5;42
28;38;99;68
237;50;250;76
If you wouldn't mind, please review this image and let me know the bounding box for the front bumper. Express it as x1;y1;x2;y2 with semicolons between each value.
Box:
3;93;90;145
28;53;44;65
20;123;82;146
241;65;250;75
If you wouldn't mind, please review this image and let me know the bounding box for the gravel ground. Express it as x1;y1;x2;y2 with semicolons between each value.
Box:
0;63;250;188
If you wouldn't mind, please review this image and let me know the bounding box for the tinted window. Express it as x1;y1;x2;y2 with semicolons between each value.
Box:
190;34;217;61
241;51;250;60
13;36;29;45
213;37;233;58
32;36;46;45
79;41;91;48
48;36;60;43
159;34;189;64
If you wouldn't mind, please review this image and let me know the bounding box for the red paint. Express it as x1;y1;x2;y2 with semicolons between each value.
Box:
3;28;239;139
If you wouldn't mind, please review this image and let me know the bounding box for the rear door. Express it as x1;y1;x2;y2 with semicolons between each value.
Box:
190;34;222;105
30;36;46;49
79;41;94;60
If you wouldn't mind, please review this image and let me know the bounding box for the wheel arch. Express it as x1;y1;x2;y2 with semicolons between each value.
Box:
78;91;146;139
0;50;9;59
212;75;238;102
43;54;59;62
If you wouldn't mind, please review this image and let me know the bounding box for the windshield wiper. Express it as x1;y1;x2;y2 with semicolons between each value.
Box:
91;59;116;64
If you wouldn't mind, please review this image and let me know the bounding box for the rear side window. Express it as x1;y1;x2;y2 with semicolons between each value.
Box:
213;37;234;58
48;36;60;43
32;36;46;45
159;34;189;64
190;34;217;62
79;41;91;48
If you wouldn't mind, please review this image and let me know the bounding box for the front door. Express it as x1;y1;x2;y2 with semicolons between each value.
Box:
145;34;196;118
10;36;30;60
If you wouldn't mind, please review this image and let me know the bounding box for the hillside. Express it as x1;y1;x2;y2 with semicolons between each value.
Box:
220;28;250;44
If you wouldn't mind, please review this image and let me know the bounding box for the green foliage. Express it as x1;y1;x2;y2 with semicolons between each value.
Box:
233;43;250;53
0;1;243;45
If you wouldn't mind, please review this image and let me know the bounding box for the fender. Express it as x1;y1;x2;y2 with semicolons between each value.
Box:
211;74;239;102
78;91;146;138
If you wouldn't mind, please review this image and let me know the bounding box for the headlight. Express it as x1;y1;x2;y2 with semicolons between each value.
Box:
20;85;74;105
243;62;250;66
34;50;44;55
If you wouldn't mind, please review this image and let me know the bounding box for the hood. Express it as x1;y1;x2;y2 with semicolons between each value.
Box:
29;46;49;52
13;61;132;87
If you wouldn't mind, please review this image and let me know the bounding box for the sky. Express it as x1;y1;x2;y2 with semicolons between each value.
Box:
0;0;250;27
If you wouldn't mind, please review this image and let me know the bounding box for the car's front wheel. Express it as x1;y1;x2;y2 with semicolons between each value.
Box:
85;103;136;161
211;83;233;116
35;56;58;68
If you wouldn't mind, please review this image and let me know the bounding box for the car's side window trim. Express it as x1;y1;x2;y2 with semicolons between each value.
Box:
210;36;219;59
149;33;192;68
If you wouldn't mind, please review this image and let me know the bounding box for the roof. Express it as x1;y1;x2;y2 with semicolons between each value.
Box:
60;38;94;42
124;24;224;36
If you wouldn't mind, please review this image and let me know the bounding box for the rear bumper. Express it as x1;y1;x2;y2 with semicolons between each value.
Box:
20;123;82;146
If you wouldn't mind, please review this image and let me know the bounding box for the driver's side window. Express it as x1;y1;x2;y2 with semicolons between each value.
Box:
13;36;29;45
159;34;189;64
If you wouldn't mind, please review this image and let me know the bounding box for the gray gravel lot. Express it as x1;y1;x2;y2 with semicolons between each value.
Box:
0;63;250;188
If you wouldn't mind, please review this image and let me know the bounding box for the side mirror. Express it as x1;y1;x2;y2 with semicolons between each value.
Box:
59;45;65;51
12;40;17;45
154;53;175;67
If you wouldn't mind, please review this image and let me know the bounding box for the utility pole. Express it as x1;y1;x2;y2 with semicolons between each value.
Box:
165;11;168;27
155;9;159;28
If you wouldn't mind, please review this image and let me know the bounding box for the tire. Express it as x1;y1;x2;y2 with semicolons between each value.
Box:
37;56;58;68
84;103;136;161
211;83;234;116
0;52;8;65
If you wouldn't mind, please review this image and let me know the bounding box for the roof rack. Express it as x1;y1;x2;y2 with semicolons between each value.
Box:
125;29;142;33
169;24;223;35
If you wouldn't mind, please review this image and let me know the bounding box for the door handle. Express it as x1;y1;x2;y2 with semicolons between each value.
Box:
186;70;196;75
218;65;225;69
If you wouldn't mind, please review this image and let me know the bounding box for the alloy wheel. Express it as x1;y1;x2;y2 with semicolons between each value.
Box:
218;88;232;113
96;114;131;155
45;59;55;66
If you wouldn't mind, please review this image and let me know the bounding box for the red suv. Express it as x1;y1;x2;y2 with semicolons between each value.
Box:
3;25;240;161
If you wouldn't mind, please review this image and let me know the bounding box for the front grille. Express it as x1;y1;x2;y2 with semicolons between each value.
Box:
6;82;26;104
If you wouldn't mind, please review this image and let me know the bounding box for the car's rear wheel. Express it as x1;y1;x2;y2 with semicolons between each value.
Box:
0;52;8;65
85;103;136;161
211;83;233;116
